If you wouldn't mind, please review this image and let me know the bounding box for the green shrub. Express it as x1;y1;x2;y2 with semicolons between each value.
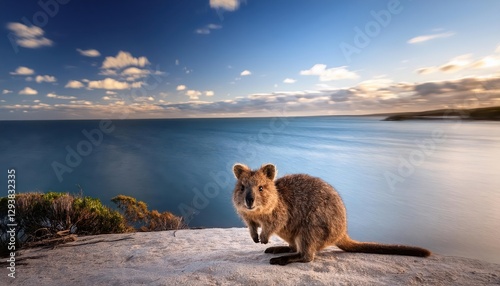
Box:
0;192;183;257
111;195;183;231
0;192;130;256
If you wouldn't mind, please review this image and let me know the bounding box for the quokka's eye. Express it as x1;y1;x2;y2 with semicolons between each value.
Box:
259;186;263;192
240;184;245;191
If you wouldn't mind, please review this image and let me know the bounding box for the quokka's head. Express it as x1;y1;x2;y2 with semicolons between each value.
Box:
232;163;279;214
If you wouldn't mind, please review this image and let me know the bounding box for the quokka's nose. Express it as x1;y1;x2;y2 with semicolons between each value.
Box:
245;194;254;208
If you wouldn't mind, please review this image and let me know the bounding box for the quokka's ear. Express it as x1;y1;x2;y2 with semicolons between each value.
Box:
260;163;277;181
233;163;250;179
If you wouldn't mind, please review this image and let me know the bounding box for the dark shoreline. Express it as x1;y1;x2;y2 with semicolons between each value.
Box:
382;106;500;121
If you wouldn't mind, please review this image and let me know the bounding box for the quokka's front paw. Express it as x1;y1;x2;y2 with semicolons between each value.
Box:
252;235;260;243
260;236;269;244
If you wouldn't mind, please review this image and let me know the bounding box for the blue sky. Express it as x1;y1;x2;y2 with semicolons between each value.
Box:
1;0;500;119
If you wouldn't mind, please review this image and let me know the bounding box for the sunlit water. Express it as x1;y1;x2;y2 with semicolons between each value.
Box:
1;117;499;264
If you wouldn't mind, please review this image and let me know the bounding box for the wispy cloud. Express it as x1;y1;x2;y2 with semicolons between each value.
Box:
186;90;202;100
416;47;500;75
101;51;150;70
121;67;151;81
6;22;53;48
77;48;101;57
47;93;77;100
407;32;455;44
10;66;34;76
240;70;252;76
195;23;222;35
209;0;241;11
65;80;85;89
36;75;57;83
19;87;38;95
87;78;142;90
2;89;13;94
283;78;296;84
176;85;187;91
300;64;359;81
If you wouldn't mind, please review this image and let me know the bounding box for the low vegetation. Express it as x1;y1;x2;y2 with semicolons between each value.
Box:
0;192;183;257
383;106;500;121
111;195;183;232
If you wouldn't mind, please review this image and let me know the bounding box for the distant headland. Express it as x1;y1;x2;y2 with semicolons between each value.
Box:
382;106;500;121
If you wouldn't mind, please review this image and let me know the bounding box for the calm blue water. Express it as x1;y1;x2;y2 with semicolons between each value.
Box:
1;117;499;264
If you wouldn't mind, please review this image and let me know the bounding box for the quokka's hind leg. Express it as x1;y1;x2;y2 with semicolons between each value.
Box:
265;246;295;254
269;240;315;265
269;251;315;265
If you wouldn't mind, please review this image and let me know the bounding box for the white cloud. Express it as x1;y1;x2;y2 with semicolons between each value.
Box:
87;78;133;90
134;96;155;102
176;85;187;91
196;28;211;35
101;51;150;70
36;75;57;83
240;70;252;76
195;24;222;34
209;0;240;11
130;82;145;88
283;78;296;84
47;93;76;100
205;90;215;96
106;91;117;95
407;32;455;44
207;24;222;29
472;56;500;69
357;77;393;92
6;22;53;48
300;64;359;81
416;67;435;75
186;90;202;100
65;80;85;89
2;89;13;94
19;87;38;95
10;66;35;75
77;48;101;57
70;100;93;105
121;67;150;81
122;67;148;75
99;69;118;76
439;54;473;72
175;59;180;66
416;51;500;75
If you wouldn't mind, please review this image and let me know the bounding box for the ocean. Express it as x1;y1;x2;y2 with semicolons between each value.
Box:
1;116;499;264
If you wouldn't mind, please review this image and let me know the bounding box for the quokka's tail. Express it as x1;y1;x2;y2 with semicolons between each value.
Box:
336;234;431;257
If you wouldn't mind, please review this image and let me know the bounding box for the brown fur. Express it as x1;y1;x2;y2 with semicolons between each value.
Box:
232;163;431;265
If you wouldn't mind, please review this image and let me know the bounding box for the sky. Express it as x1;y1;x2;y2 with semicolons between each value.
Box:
1;0;500;120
